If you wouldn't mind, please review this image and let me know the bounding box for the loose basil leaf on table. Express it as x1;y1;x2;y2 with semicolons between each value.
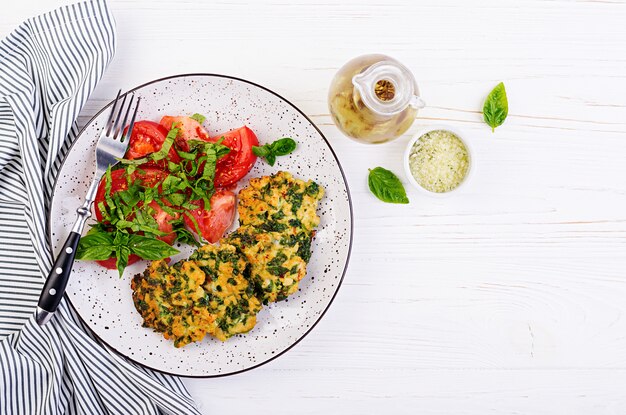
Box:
483;82;508;132
368;167;410;204
253;137;297;166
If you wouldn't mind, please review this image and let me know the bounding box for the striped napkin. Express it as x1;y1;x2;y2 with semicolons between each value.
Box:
0;1;202;413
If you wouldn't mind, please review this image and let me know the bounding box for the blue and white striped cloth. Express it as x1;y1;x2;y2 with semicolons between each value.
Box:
0;1;202;413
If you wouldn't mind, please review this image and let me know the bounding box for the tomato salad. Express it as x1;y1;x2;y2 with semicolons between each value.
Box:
76;113;263;276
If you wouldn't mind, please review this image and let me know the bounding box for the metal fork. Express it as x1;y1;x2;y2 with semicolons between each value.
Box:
36;90;141;325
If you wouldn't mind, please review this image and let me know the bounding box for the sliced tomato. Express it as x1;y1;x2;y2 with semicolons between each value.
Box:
183;190;236;243
147;200;178;245
125;120;181;169
93;167;180;270
93;166;179;250
96;255;140;270
160;116;210;151
94;167;170;221
210;126;258;188
125;121;168;159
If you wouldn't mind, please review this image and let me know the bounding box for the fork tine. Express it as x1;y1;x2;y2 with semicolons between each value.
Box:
115;94;135;142
104;89;122;136
110;93;129;140
122;97;141;143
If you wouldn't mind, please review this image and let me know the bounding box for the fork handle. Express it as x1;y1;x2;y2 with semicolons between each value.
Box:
36;200;93;325
35;231;82;324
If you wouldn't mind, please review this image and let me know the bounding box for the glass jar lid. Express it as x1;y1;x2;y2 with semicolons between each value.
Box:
352;60;425;116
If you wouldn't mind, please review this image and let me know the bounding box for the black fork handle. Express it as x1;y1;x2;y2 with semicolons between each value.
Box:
36;193;94;325
35;231;81;324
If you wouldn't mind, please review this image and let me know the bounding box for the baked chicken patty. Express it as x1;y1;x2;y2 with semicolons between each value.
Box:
132;244;261;346
189;243;262;341
132;260;214;348
237;171;324;235
225;225;310;303
132;172;325;347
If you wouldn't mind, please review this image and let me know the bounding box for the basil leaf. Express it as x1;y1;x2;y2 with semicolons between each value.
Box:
104;166;116;211
367;167;409;204
166;193;185;206
116;246;130;278
127;162;139;174
114;219;135;230
265;152;276;166
117;156;149;166
76;232;115;260
254;138;297;166
174;227;200;247
270;137;296;156
151;127;178;161
168;161;180;172
113;231;129;247
183;211;203;239
153;199;181;216
116;124;180;166
202;147;218;180
483;82;508;132
128;234;179;260
176;150;197;160
97;201;109;221
252;145;270;157
142;187;156;204
215;144;230;159
117;186;141;207
161;175;182;192
104;166;112;197
182;201;199;210
190;113;206;124
137;225;169;236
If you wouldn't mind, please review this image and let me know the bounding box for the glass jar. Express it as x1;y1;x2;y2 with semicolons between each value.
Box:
328;54;425;144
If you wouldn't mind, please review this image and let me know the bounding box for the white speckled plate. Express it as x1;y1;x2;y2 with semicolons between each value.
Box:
49;74;352;377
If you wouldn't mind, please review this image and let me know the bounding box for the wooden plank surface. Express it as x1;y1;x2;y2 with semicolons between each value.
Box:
3;0;626;413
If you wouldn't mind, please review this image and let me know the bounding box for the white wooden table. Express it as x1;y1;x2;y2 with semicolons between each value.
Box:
4;0;626;413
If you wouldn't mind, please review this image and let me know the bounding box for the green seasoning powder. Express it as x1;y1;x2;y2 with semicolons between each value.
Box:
409;130;470;193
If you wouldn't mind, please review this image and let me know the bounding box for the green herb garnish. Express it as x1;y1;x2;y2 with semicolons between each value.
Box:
252;137;297;166
190;113;206;124
127;234;179;259
483;82;508;132
367;167;409;204
74;231;115;260
76;228;179;277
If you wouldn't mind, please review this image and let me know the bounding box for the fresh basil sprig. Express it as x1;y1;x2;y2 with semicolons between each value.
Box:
483;82;508;132
253;137;297;166
76;227;179;277
368;167;409;204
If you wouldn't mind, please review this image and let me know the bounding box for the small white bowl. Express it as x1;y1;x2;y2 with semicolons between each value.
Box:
403;125;474;197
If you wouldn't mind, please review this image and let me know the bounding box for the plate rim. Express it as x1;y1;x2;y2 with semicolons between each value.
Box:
47;73;353;378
